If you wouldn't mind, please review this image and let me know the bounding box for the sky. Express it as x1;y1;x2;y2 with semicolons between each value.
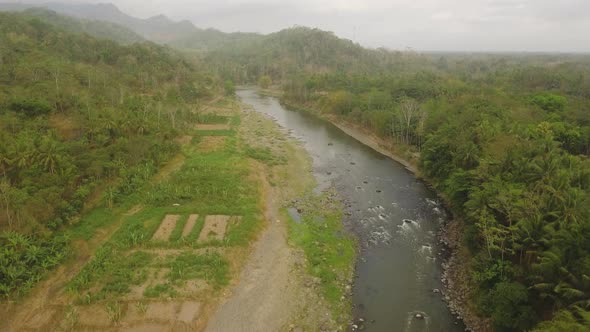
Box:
8;0;590;52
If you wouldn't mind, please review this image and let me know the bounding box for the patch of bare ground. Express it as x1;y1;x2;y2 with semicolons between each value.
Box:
195;123;230;131
117;300;202;332
151;215;180;241
22;307;59;330
197;215;232;243
127;248;224;260
121;323;170;332
200;106;236;117
76;304;113;328
197;136;226;152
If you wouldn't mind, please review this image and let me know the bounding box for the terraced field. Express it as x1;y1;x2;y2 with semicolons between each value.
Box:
7;98;264;331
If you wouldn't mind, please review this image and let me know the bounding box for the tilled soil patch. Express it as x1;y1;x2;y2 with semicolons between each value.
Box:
198;136;226;152
195;124;230;131
152;215;180;241
198;215;232;243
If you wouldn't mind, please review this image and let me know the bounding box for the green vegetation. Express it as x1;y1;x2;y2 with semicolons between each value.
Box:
66;117;260;303
258;75;272;89
287;191;356;324
0;231;69;297
0;11;219;298
164;252;229;288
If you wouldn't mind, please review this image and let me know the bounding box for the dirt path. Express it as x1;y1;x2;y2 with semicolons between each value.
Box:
205;168;300;332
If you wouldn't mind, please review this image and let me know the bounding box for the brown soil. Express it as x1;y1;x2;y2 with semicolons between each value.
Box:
144;301;177;323
195;124;230;131
197;136;226;152
76;304;113;328
151;215;180;241
197;215;231;243
177;301;202;324
182;214;199;237
23;307;58;329
128;248;224;259
122;322;170;332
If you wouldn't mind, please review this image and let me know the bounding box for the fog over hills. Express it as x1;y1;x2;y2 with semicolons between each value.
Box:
1;0;589;52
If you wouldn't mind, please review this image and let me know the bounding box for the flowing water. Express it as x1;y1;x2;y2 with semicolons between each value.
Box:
238;89;464;332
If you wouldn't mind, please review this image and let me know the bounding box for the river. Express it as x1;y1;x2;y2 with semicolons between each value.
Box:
238;89;464;332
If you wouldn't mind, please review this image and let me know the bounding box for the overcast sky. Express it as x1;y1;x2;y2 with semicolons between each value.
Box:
11;0;590;52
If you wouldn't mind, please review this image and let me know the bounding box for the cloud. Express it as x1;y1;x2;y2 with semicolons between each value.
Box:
3;0;589;51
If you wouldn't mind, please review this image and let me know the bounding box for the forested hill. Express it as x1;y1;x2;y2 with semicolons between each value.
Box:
0;2;261;50
14;8;145;44
206;26;434;83
0;11;217;298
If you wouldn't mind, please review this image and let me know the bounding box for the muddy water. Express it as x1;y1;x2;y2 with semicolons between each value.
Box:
238;89;464;332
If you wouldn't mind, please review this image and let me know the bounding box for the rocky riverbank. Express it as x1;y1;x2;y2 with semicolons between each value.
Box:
439;218;493;332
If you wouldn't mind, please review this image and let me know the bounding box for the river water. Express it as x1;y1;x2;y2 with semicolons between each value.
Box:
238;89;464;332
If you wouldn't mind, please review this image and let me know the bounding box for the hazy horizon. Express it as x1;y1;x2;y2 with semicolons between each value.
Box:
3;0;590;53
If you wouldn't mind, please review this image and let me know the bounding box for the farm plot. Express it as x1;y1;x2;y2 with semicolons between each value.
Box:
151;214;181;241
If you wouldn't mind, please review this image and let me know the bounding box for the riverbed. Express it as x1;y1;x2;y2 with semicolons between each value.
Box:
238;89;464;332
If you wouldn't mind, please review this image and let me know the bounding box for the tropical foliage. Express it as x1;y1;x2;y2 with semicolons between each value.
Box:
0;11;218;298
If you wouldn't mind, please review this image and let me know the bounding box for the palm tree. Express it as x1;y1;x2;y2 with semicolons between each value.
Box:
0;142;13;178
35;137;63;175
